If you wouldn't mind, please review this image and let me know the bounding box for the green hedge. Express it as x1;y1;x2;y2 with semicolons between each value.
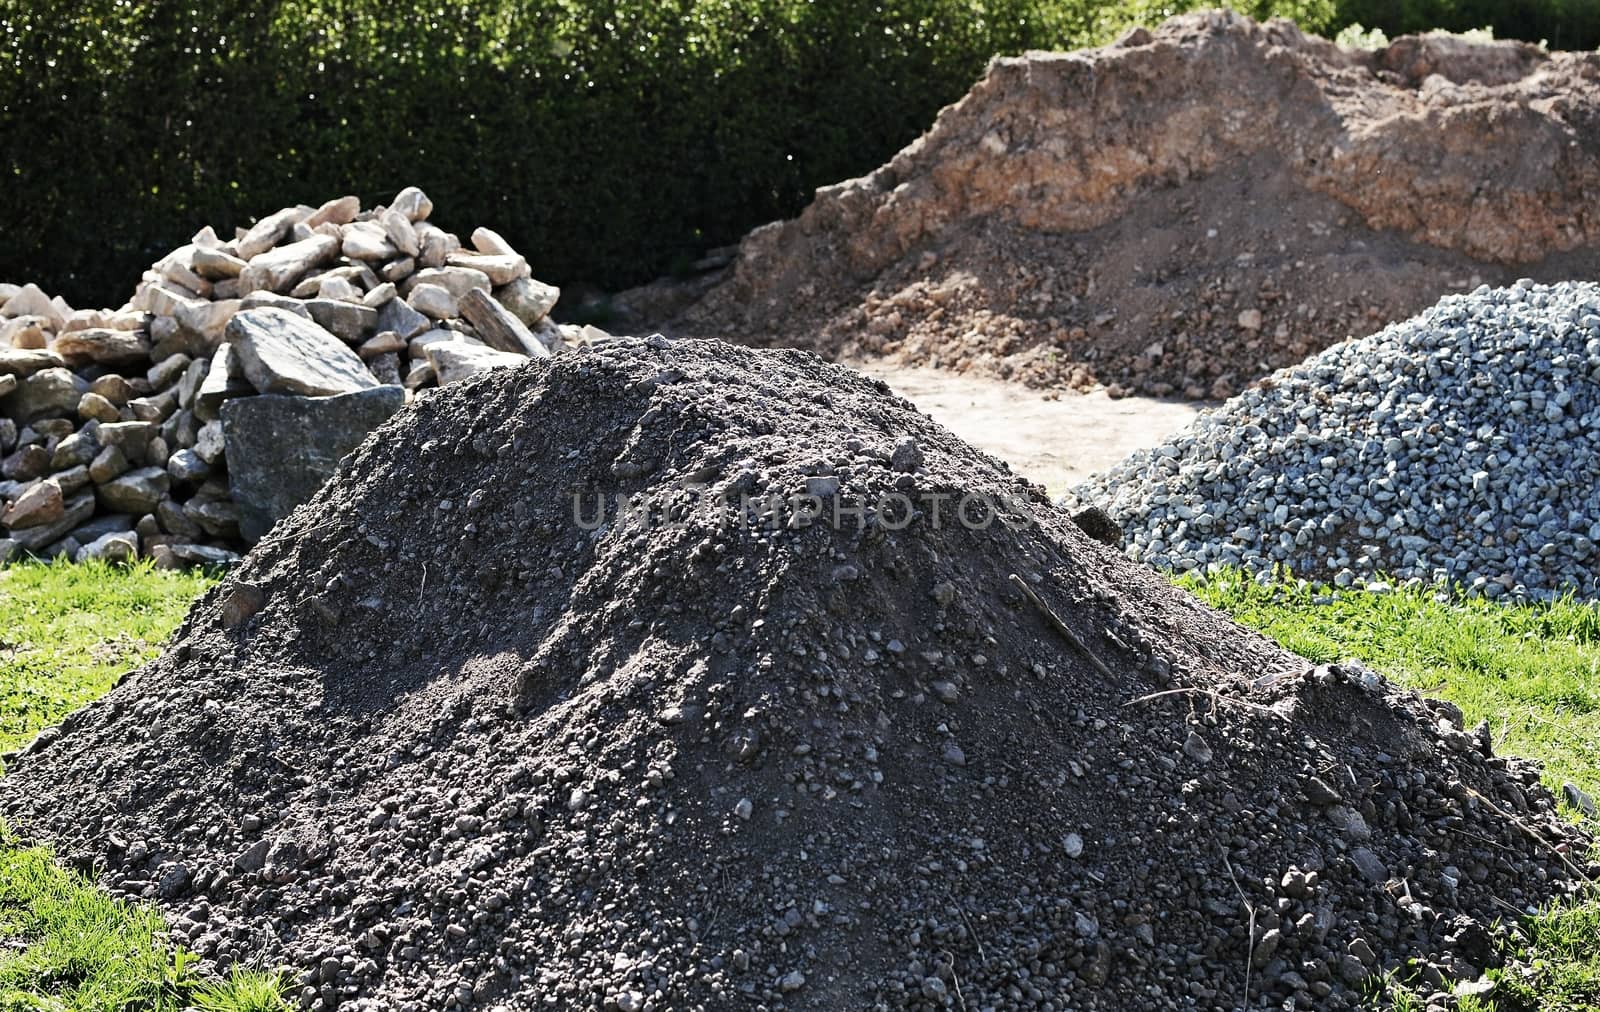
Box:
0;0;1592;309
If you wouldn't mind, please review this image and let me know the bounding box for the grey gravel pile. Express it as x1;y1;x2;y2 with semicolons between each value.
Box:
1066;281;1600;599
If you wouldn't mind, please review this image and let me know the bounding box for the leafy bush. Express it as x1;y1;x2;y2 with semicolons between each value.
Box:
0;0;1592;308
1333;21;1392;48
1336;0;1600;50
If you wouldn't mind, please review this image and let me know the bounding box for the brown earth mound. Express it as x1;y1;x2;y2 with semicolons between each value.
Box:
622;12;1600;399
2;337;1590;1010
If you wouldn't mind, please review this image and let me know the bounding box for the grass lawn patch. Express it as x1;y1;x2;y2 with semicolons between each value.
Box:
0;825;285;1011
1491;903;1600;1011
0;559;215;757
1180;570;1600;803
0;560;286;1010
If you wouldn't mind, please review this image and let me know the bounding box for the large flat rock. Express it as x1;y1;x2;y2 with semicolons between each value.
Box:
0;348;65;378
221;386;405;541
237;233;340;295
425;341;527;385
3;367;87;423
227;308;380;397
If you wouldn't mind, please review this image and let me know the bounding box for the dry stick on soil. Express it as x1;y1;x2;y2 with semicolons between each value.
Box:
940;948;970;1012
1123;686;1287;720
1223;852;1256;1011
1489;894;1530;920
254;517;346;550
1462;785;1596;886
1008;573;1113;679
1444;825;1525;858
953;898;987;966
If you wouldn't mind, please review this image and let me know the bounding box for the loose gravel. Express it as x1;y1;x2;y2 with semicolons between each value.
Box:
1067;281;1600;600
2;336;1592;1010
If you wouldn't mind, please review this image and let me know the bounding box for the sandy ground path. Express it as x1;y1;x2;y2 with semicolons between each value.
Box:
860;364;1206;497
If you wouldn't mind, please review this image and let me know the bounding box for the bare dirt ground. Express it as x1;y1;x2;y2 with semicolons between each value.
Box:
863;363;1201;495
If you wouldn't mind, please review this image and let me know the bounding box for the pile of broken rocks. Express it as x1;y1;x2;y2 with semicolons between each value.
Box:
0;187;583;567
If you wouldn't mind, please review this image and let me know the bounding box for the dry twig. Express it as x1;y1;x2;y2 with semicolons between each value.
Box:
1009;573;1114;679
1122;686;1286;719
1462;785;1594;886
1223;852;1256;1010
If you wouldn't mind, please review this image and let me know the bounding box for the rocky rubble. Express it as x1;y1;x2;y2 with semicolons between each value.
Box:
1065;281;1600;600
0;188;579;566
1;337;1591;1010
625;12;1600;399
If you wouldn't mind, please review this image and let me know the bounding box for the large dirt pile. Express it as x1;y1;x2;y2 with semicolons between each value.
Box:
624;12;1600;399
1065;281;1600;600
3;338;1591;1010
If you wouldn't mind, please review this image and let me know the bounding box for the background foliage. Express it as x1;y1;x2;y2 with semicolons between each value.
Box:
0;0;1593;307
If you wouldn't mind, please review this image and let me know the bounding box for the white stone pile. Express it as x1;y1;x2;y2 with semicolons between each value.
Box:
1066;281;1600;600
0;187;588;567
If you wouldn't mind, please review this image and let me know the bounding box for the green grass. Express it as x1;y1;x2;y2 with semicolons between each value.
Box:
1180;569;1600;802
0;560;287;1011
1494;904;1600;1010
1181;569;1600;1011
0;559;213;757
0;826;286;1011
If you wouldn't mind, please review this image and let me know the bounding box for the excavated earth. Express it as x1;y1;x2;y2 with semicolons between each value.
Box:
622;12;1600;399
2;338;1593;1011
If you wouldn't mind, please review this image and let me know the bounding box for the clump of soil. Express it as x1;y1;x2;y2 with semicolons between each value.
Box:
2;337;1591;1010
622;12;1600;399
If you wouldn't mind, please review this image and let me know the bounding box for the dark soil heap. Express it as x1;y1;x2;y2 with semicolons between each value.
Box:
2;337;1591;1011
622;12;1600;399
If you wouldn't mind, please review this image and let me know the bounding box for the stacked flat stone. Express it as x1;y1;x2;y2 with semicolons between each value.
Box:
0;187;583;566
1066;281;1600;601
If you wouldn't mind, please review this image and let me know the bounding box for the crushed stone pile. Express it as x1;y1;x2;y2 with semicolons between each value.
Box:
0;188;607;567
3;337;1593;1011
1065;281;1600;600
621;11;1600;399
